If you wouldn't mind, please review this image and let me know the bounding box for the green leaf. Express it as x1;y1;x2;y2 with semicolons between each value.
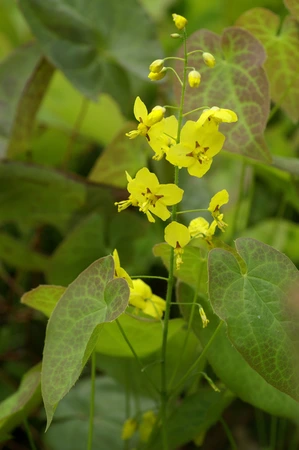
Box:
0;161;86;231
179;27;271;162
0;364;41;438
0;43;41;157
7;57;55;158
0;232;48;271
178;282;299;421
153;242;208;290
43;376;155;450
46;213;106;285
41;255;129;428
236;8;299;123
284;0;299;21
88;123;148;188
20;0;162;108
272;155;299;177
150;389;233;450
21;285;65;318
209;238;299;402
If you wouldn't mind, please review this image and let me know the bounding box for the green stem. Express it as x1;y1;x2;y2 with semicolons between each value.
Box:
87;351;96;450
229;159;246;241
164;56;185;62
187;49;204;56
130;275;168;281
23;418;37;450
166;67;183;86
177;208;207;215
270;416;278;450
183;106;210;117
220;418;237;450
116;319;160;395
169;321;223;398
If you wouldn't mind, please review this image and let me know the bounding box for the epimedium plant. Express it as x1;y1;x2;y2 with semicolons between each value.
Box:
1;2;299;450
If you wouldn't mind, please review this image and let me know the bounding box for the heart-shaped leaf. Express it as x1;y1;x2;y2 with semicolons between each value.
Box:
236;8;299;123
177;27;271;162
41;255;129;428
208;238;299;402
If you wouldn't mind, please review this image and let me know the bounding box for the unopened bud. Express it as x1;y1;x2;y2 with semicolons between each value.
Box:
148;68;167;81
170;33;181;38
149;59;164;73
202;52;216;68
172;13;188;30
188;70;201;88
199;307;209;328
147;106;166;126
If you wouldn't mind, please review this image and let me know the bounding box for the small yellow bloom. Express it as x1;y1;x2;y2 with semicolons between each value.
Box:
188;217;217;242
164;221;191;270
148;68;167;81
112;249;133;288
197;106;238;129
139;410;157;442
149;59;164;73
166;120;225;178
121;418;137;440
126;97;165;140
199;307;209;328
202;52;216;68
188;70;201;88
129;279;166;319
208;189;229;231
172;13;188;30
147;115;178;160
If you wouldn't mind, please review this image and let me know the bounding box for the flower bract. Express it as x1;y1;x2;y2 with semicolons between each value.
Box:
208;189;229;231
164;221;191;269
126;97;165;140
147;115;178;160
129;279;166;319
172;13;188;30
197;106;238;129
166;120;225;178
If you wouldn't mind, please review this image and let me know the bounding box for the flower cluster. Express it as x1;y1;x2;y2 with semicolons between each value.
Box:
112;13;238;321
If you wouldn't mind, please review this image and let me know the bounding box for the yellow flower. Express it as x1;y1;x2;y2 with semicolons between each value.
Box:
199;307;209;328
112;249;133;288
139;411;157;442
188;70;201;88
164;221;191;270
197;106;238;130
202;52;216;68
148;68;167;81
208;189;229;231
147;115;178;160
166;120;225;178
126;97;165;140
188;217;217;242
121;418;137;440
149;59;164;73
116;167;183;223
172;13;187;30
129;279;166;319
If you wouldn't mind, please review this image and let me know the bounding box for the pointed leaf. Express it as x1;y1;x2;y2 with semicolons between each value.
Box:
236;9;299;123
208;238;299;401
178;27;271;162
41;255;130;428
21;285;66;318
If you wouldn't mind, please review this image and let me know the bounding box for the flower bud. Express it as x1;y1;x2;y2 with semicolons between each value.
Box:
148;68;167;81
172;13;188;30
149;59;164;73
147;106;166;126
199;307;209;328
170;33;181;38
188;70;201;88
202;52;216;68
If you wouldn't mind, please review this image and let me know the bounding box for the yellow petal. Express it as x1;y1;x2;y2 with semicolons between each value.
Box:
187;159;213;178
149;202;171;221
208;189;229;212
133;96;148;123
166;144;194;168
164;221;191;248
156;184;184;205
135;167;159;191
188;217;210;237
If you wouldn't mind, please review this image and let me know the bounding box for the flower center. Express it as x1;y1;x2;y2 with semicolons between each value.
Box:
139;188;164;212
186;141;210;164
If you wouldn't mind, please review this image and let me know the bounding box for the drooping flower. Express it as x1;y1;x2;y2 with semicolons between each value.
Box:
166;120;225;178
188;217;217;242
202;52;216;68
139;411;157;442
208;189;229;231
148;68;167;81
147;115;178;160
115;167;183;223
126;97;165;140
112;249;133;288
172;13;188;30
149;59;164;73
121;418;138;440
164;221;191;270
197;106;238;129
129;279;166;319
188;70;201;88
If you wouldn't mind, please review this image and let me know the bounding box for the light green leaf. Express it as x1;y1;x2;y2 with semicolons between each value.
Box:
179;27;271;162
178;282;299;421
46;213;106;285
41;255;130;428
284;0;299;21
20;0;162;108
236;8;299;123
88;123;148;188
209;238;299;402
0;364;41;438
21;285;66;318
